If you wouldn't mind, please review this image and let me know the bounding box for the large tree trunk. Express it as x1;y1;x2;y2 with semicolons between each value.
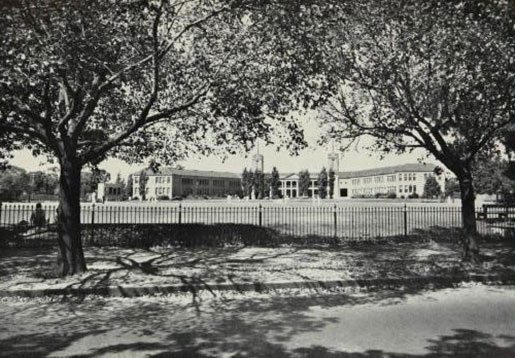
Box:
56;157;87;276
458;173;480;263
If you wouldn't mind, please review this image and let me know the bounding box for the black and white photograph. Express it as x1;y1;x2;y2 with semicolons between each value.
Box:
0;0;514;356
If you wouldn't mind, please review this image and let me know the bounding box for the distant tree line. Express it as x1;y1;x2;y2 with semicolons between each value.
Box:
0;166;114;202
241;167;281;199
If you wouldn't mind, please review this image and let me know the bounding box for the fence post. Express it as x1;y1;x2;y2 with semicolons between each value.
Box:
178;203;182;224
0;202;2;228
258;204;262;227
91;203;95;244
333;204;337;237
403;204;408;238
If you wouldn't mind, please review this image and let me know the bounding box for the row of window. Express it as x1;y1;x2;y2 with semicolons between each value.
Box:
351;185;418;195
155;176;172;184
399;185;417;193
155;187;170;195
350;172;426;186
107;187;123;195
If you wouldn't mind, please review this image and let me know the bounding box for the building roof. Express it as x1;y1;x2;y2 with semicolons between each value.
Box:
134;167;240;179
337;163;437;179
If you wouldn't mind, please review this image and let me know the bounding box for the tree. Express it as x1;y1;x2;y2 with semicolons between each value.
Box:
270;166;280;198
328;168;335;199
298;170;311;197
423;176;442;199
241;168;250;198
125;174;133;199
139;171;148;201
472;154;515;203
0;166;30;201
115;172;123;185
0;0;322;275
445;178;460;199
253;170;265;199
318;0;515;261
318;167;328;199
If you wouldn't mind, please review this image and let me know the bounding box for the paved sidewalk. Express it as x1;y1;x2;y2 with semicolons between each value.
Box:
1;239;514;297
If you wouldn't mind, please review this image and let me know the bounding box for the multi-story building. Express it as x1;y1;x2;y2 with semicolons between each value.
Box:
278;163;444;199
279;173;322;198
131;168;241;200
337;163;445;198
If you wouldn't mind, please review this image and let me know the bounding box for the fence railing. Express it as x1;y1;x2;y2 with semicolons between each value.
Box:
2;202;514;240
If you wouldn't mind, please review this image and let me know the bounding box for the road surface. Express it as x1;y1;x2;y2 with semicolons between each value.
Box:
1;284;514;357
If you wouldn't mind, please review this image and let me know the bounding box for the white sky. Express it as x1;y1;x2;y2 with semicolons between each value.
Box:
8;117;438;181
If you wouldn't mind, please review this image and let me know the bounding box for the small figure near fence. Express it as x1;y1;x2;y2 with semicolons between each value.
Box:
30;203;46;229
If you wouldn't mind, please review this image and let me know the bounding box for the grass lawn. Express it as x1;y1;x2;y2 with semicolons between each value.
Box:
1;238;513;295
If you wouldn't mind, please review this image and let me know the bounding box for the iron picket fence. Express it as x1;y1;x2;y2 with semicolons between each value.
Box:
2;202;514;242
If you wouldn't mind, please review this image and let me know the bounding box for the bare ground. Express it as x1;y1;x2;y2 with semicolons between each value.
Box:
0;239;513;294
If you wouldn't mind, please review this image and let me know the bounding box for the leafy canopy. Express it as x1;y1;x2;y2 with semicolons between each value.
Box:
318;0;514;177
0;0;326;169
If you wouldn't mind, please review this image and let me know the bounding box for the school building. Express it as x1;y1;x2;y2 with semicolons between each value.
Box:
337;163;445;198
131;168;241;200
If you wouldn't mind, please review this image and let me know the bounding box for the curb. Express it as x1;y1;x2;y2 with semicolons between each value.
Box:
1;274;514;298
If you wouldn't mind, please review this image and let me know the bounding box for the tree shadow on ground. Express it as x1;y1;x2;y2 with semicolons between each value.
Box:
1;288;514;357
1;233;514;294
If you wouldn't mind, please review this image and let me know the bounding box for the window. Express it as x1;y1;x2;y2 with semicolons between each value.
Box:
167;177;171;183
286;181;291;187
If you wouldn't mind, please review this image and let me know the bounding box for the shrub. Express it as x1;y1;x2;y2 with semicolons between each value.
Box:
408;193;420;199
387;192;397;199
157;195;170;201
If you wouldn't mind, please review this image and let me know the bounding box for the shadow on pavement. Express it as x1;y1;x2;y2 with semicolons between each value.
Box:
1;286;514;357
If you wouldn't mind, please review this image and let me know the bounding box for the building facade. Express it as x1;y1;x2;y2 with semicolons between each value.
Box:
132;168;241;200
279;173;322;198
277;164;444;199
337;163;445;198
97;183;125;202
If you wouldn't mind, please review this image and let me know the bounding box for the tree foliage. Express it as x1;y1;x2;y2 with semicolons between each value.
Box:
270;166;280;198
125;174;133;199
423;176;442;198
328;168;335;199
445;178;460;199
0;166;30;201
318;167;328;199
138;171;148;200
253;170;265;199
298;170;310;197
